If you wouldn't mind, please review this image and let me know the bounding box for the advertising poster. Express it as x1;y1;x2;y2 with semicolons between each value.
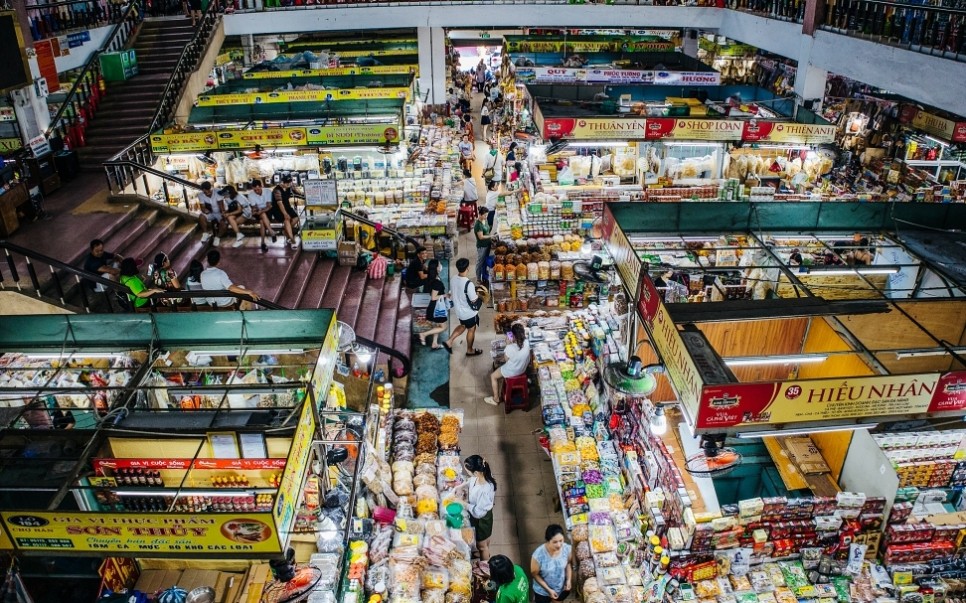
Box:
215;128;308;149
241;65;415;79
197;87;409;107
542;117;648;140
149;131;220;153
741;121;837;144
644;118;744;140
1;512;282;554
305;124;400;146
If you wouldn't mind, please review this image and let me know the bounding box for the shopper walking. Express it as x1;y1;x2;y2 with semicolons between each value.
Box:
443;258;482;356
484;146;505;185
531;525;573;603
462;455;496;561
480;100;492;141
485;323;530;406
474;207;493;286
484;180;500;229
420;259;449;350
489;555;529;603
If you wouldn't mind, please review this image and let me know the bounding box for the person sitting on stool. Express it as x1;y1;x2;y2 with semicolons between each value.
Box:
485;323;530;406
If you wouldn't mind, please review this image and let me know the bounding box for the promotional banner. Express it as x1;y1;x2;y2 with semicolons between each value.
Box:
148;131;219;153
0;137;23;154
305;123;400;146
1;512;282;554
542;117;648;140
517;67;719;86
272;400;315;540
741;121;837;144
34;39;60;93
505;37;674;53
196;87;410;107
91;458;287;472
214;128;309;149
336;48;416;58
697;371;966;430
637;274;703;423
644;118;744;140
241;65;415;79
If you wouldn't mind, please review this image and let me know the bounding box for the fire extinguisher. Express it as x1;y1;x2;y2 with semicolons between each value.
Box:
70;120;86;147
97;74;106;95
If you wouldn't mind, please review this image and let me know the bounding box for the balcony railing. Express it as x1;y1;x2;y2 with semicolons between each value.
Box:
230;0;712;10
726;0;804;22
25;0;183;42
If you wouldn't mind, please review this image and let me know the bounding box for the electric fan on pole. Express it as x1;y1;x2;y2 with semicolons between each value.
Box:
261;549;323;603
572;255;612;284
685;434;743;477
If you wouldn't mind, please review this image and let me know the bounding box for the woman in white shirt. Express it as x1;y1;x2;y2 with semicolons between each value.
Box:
485;323;530;406
463;454;497;561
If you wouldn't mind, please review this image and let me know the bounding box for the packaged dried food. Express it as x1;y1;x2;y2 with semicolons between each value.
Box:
422;567;449;591
585;592;608;603
576;541;592;560
695;581;721;599
578;558;596;580
571;524;589;543
583;578;600;594
597;565;626;586
589;524;617;553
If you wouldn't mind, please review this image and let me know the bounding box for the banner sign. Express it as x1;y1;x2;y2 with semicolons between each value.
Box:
1;511;282;554
150;124;400;153
505;37;674;53
34;39;60;93
272;400;315;541
242;65;415;79
741;121;837;144
543;117;648;140
336;48;416;58
637;274;703;424
91;458;287;472
517;67;719;86
908;109;966;143
0;138;23;154
196;87;410;107
601;204;642;296
697;369;966;431
644;118;744;140
306;124;399;146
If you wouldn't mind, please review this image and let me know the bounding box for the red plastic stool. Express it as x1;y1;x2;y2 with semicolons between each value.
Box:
458;202;477;231
503;374;529;413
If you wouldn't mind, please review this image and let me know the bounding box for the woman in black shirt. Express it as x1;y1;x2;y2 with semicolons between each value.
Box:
420;259;448;350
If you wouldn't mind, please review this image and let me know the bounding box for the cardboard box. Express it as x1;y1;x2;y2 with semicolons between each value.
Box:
216;572;244;603
237;564;272;603
180;569;221;597
135;570;184;598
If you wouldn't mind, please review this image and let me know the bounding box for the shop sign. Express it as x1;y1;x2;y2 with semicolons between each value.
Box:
91;458;287;472
337;48;416;58
305;124;400;146
517;67;584;84
0;137;22;153
0;107;16;122
215;128;308;150
241;65;415;79
645;118;744;141
0;511;282;554
583;69;720;86
542;117;648;140
301;227;338;251
34;40;60;93
637;274;703;424
908;109;966;143
601;204;641;296
741;121;837;144
505;38;674;53
149;131;219;153
196;87;410;107
272;399;316;540
697;373;958;430
99;557;138;592
0;523;11;551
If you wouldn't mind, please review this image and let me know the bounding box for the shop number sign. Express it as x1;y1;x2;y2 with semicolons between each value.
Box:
0;511;282;554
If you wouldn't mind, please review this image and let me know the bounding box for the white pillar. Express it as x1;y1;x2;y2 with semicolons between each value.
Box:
793;63;827;114
417;26;447;106
682;30;699;59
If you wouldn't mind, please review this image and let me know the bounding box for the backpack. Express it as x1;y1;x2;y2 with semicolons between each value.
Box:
464;280;483;312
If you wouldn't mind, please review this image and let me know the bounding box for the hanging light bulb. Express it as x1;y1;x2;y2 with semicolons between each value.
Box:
650;406;668;436
580;237;593;255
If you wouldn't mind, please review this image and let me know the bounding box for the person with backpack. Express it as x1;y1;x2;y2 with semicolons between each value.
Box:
443;257;483;356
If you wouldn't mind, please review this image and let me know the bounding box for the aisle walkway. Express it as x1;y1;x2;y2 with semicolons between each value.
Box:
447;90;564;570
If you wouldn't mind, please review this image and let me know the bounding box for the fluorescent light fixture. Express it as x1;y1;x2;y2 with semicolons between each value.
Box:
924;134;950;147
737;423;877;438
111;489;275;496
23;352;129;360
663;142;723;147
681;236;718;242
724;354;828;367
806;267;900;276
270;148;297;154
567;141;630;148
894;348;966;359
189;349;306;357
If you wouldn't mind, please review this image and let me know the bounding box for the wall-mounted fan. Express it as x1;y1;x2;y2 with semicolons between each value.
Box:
572;255;612;284
603;356;665;397
685;434;742;477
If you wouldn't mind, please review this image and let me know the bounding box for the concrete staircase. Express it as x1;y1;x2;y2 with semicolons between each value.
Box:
76;18;196;171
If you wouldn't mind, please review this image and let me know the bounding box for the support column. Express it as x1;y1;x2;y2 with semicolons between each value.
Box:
682;30;699;59
793;36;828;114
417;26;447;106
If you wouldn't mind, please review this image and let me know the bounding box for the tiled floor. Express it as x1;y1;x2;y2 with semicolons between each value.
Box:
445;89;565;570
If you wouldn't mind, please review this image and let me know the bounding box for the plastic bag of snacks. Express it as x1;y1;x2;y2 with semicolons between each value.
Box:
578;558;597;581
423;590;446;603
589;524;617;553
422;567;450;591
571;524;589;543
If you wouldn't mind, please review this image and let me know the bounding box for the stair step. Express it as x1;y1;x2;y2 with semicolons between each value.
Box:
298;260;335;309
374;274;402;350
120;215;180;263
353;277;389;342
392;288;413;376
337;272;368;332
319;264;351;311
169;238;207;278
154;222;200;269
274;252;319;309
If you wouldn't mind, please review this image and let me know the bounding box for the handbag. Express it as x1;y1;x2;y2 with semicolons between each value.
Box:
482;167;495;180
464;281;483;312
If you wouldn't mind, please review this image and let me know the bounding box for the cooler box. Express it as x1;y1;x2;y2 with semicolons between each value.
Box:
99;50;139;81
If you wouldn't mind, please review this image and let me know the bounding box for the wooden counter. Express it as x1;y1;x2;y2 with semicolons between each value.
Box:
0;182;28;237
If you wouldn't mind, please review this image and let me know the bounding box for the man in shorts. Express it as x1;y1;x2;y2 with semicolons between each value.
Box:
247;179;279;252
197;181;226;247
271;176;300;250
443;257;483;356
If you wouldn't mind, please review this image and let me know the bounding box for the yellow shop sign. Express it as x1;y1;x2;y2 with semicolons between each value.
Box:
214;128;308;149
197;87;410;107
242;65;416;79
306;124;400;146
1;512;282;554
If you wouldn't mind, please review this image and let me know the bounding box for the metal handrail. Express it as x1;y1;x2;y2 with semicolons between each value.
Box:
0;239;412;376
44;1;142;140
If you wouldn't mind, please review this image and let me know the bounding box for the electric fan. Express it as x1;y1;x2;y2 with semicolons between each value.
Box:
685;434;742;477
572;255;612;284
261;565;323;603
603;356;664;397
336;321;356;353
